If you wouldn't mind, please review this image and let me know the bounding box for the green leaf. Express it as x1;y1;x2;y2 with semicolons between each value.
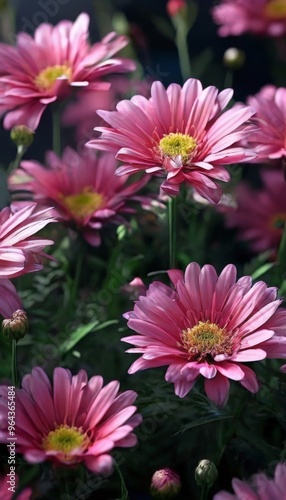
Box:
251;262;276;280
176;413;233;434
59;319;118;355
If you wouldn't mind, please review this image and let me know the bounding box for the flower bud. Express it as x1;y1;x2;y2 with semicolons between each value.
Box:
195;459;218;488
2;310;28;341
10;125;34;148
167;0;187;17
223;48;246;70
150;468;181;499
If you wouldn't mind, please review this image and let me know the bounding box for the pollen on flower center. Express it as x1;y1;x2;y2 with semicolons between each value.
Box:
61;189;104;221
264;0;286;19
181;321;233;361
34;64;72;90
43;425;88;455
159;133;197;163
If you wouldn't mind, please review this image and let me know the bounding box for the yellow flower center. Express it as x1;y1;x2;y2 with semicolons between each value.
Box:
264;0;286;19
61;189;104;221
181;321;233;361
34;64;72;90
43;425;88;455
159;133;197;163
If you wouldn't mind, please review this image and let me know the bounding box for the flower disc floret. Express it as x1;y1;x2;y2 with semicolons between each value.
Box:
34;65;72;90
159;133;197;164
181;321;233;361
43;425;89;459
61;190;104;222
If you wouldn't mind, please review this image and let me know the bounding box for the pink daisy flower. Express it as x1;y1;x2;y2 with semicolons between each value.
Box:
8;148;152;247
0;279;22;319
0;474;31;500
87;78;255;202
0;203;55;278
0;13;135;130
245;85;286;161
0;367;142;474
214;461;286;499
122;262;286;407
212;0;286;38
224;169;286;253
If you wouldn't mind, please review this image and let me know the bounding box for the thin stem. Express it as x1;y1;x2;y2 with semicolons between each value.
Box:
11;340;18;387
70;244;84;309
114;461;128;500
171;1;198;81
7;146;26;175
199;483;209;500
168;196;177;269
52;107;61;156
175;27;192;81
223;69;234;90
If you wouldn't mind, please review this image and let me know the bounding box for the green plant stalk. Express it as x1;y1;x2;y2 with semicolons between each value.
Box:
7;145;26;175
175;25;192;81
168;196;177;269
52;107;61;156
11;339;18;387
199;483;209;500
114;461;128;500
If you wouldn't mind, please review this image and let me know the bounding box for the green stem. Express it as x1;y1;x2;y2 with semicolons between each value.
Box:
171;2;198;81
199;483;209;500
175;26;192;81
52;107;61;156
7;146;26;175
11;340;18;387
114;461;128;500
168;197;177;269
223;69;234;90
70;244;84;308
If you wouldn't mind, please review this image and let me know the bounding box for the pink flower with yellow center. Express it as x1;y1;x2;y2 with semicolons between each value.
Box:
122;262;286;407
0;203;55;278
245;85;286;161
214;462;286;499
0;13;135;130
8;149;152;246
0;367;142;474
224;169;286;253
212;0;286;37
87;78;255;202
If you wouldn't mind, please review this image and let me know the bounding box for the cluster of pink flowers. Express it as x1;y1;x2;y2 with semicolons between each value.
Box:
212;0;286;38
1;4;286;498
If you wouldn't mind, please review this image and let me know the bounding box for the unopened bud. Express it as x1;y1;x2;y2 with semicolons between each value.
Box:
195;459;218;488
10;125;34;148
223;48;245;70
167;0;187;17
150;468;181;499
2;310;28;341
